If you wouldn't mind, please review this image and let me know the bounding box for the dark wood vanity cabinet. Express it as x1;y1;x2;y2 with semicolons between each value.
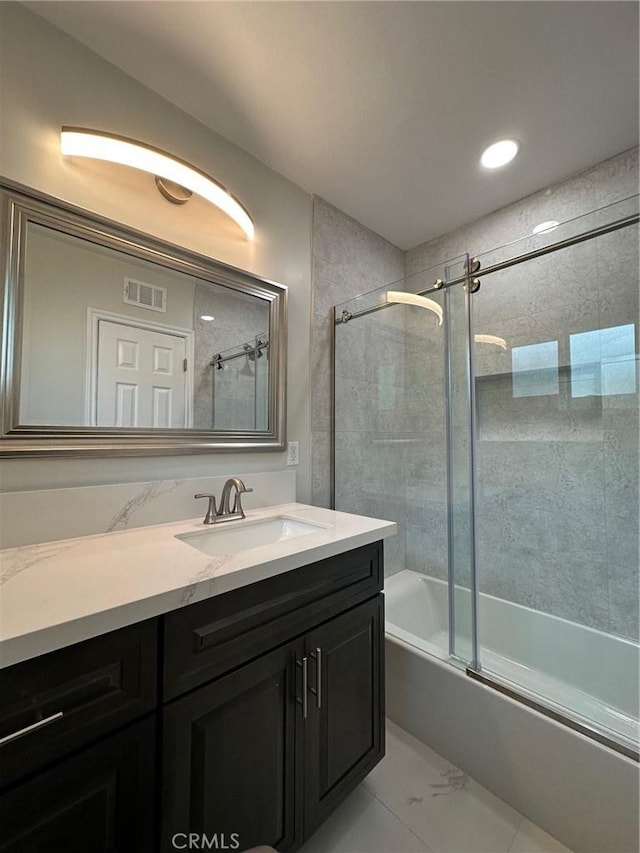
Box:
160;541;385;852
160;594;384;852
0;541;385;853
0;716;156;853
0;620;158;852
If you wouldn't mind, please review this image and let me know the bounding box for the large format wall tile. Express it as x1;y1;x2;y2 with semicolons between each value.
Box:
311;197;404;510
608;562;640;640
592;147;640;208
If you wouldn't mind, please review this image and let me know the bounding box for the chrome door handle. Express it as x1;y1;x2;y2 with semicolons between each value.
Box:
296;657;308;719
310;647;322;709
0;711;64;747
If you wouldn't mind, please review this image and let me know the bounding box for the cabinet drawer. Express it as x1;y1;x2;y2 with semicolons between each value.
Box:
0;619;158;788
164;541;383;700
0;714;156;852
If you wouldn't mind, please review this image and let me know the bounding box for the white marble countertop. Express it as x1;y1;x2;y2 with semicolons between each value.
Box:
0;503;396;669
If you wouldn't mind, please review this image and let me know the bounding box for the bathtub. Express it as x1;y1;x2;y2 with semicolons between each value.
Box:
384;569;640;853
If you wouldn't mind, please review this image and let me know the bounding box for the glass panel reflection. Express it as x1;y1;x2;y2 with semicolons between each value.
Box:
570;324;636;397
511;340;560;397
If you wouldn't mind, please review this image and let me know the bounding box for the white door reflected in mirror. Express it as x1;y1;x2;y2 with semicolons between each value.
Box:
96;320;189;428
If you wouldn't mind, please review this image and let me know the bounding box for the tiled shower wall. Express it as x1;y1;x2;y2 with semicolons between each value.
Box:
404;146;639;640
312;146;639;639
333;297;412;576
310;199;404;509
471;224;638;638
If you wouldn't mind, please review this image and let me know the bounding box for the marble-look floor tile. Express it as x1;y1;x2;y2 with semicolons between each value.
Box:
508;818;572;853
364;721;521;853
299;784;432;853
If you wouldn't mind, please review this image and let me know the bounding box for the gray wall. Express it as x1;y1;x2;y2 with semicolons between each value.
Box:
0;4;312;501
310;197;404;512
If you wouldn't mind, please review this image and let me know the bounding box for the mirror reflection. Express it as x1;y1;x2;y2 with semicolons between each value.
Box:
20;223;271;431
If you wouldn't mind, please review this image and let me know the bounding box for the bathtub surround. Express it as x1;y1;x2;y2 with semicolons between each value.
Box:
316;146;639;641
404;148;639;641
386;572;639;755
321;150;639;853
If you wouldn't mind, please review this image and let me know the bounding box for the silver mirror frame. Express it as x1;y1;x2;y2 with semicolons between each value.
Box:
0;178;287;457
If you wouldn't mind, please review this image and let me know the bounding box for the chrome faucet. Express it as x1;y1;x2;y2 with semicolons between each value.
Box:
195;478;253;525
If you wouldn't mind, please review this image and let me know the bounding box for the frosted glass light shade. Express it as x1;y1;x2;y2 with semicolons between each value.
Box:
60;127;254;240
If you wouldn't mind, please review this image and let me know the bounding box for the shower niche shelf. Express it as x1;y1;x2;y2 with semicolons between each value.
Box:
474;369;609;442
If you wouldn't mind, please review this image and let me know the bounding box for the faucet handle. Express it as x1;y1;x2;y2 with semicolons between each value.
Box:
194;493;218;524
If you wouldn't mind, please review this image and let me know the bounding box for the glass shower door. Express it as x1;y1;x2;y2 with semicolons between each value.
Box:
444;272;479;667
333;258;472;660
470;199;639;756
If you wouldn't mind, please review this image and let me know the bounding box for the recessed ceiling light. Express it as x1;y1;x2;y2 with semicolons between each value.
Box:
532;220;560;235
480;139;520;169
200;315;215;321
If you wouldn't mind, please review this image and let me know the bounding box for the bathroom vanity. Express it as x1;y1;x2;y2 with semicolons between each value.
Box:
0;504;396;852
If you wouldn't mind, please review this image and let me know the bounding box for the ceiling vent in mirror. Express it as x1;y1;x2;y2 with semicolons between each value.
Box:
123;277;167;313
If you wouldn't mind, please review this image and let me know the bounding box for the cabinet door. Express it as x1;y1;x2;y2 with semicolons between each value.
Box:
303;595;384;837
161;638;304;853
0;715;155;853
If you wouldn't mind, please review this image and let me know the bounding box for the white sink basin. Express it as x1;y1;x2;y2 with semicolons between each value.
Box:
176;515;330;557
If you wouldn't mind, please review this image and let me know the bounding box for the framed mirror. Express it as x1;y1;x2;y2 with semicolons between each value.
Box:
0;180;287;456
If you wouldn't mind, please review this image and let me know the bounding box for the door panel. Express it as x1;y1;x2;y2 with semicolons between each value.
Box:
96;320;187;427
161;639;303;853
303;596;384;836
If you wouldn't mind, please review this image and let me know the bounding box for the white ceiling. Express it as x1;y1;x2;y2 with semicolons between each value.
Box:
26;1;640;250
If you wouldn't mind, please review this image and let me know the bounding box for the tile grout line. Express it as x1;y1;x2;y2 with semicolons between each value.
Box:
363;782;437;853
505;814;524;853
365;774;527;853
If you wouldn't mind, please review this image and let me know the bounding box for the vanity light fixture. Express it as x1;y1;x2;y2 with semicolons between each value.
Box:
474;334;508;350
386;291;443;325
200;315;215;322
532;220;560;235
480;139;520;169
60;127;254;240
